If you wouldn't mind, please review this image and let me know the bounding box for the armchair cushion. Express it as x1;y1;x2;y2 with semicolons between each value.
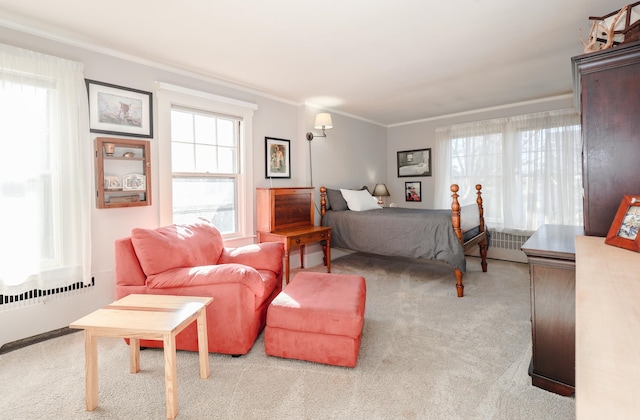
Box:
131;222;225;276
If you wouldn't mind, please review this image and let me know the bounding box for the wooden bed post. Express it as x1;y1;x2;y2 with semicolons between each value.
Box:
476;184;488;272
320;186;327;222
454;269;464;298
450;184;463;244
450;184;464;297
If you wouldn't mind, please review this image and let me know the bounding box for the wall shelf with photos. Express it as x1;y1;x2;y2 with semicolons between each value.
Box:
94;137;151;208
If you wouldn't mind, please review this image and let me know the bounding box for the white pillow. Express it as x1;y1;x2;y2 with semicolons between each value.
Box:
460;204;480;232
340;188;381;211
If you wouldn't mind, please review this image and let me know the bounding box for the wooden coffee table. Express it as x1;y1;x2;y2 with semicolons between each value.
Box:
69;294;213;419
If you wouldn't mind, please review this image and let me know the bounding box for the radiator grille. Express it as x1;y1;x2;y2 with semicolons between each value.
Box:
489;230;531;251
0;278;94;311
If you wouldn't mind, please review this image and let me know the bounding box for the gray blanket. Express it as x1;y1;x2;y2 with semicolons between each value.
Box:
322;207;466;272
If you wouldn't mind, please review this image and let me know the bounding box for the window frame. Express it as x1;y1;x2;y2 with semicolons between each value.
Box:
155;83;257;246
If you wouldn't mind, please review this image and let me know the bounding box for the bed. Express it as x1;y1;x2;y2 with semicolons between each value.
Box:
319;184;488;297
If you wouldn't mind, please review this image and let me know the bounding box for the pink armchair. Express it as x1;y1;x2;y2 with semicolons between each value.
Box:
114;222;284;355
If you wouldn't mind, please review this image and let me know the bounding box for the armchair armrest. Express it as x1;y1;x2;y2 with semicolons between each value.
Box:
146;264;269;298
219;242;284;274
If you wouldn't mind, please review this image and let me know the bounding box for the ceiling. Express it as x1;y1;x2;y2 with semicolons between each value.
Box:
0;0;619;126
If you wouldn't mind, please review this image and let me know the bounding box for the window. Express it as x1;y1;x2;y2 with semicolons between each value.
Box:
171;107;240;233
0;43;91;297
156;83;257;243
435;109;582;234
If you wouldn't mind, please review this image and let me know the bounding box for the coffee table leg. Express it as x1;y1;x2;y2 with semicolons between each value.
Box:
163;334;178;419
84;330;99;411
129;338;140;373
197;308;210;379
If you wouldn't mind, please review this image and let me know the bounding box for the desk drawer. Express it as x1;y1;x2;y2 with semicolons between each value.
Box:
290;231;329;246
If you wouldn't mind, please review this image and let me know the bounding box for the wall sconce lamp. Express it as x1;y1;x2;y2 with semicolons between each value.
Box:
307;112;333;187
372;183;390;205
306;113;333;141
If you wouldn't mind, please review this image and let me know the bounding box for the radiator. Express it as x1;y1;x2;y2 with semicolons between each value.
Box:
467;229;531;263
489;230;531;252
0;278;94;312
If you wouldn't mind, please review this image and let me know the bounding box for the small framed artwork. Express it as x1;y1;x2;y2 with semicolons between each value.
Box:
123;174;146;191
265;137;291;178
397;148;431;177
405;181;422;202
605;195;640;253
86;79;153;138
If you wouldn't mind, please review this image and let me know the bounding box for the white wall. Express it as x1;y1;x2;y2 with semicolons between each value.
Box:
0;26;383;347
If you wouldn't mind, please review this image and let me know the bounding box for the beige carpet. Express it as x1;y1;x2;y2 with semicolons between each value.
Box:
0;254;575;419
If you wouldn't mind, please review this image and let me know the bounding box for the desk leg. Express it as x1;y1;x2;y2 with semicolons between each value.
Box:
129;338;140;373
323;238;331;273
84;330;99;411
164;334;178;419
197;308;210;379
284;247;291;284
300;244;305;268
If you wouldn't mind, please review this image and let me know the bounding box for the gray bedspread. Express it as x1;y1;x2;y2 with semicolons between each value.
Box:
322;207;466;272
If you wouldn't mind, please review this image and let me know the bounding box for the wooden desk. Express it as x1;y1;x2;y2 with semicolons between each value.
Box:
69;294;213;419
258;226;331;284
521;224;584;396
256;187;331;284
575;236;640;419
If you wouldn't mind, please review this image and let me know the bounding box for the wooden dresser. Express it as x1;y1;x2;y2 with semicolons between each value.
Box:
575;236;640;418
521;224;584;396
256;187;331;284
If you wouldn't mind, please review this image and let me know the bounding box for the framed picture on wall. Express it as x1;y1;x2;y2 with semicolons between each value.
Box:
397;148;431;177
86;79;153;138
605;195;640;253
265;137;291;178
405;181;422;202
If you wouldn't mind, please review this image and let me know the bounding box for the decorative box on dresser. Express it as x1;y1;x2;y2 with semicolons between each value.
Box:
575;236;640;419
572;41;640;237
521;224;584;396
256;187;331;284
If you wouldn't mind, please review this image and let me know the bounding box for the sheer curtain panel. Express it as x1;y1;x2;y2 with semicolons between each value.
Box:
0;43;91;296
434;109;582;234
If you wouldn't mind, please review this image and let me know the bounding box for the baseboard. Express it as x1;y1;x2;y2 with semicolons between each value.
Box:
0;327;79;355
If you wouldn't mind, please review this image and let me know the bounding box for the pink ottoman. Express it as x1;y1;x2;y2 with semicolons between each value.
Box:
264;271;366;368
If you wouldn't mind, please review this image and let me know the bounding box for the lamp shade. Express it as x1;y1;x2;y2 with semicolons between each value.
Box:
372;183;390;197
314;113;333;130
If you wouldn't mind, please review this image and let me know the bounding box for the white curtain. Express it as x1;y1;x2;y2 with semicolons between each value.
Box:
0;43;91;296
435;109;582;234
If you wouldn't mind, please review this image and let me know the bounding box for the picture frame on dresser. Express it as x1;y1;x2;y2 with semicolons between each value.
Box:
265;137;290;178
605;195;640;253
86;79;153;138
